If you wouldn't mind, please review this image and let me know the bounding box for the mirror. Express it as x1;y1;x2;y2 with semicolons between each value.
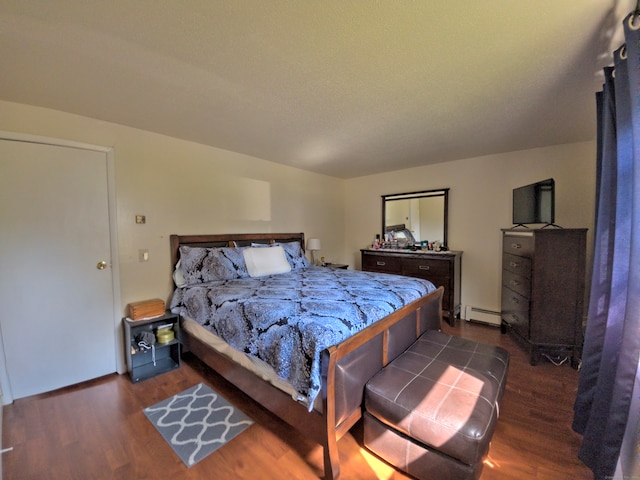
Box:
382;188;449;247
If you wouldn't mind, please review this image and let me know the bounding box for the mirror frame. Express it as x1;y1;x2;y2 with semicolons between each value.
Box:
381;188;449;246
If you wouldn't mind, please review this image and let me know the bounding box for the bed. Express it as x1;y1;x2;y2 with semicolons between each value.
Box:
169;233;444;479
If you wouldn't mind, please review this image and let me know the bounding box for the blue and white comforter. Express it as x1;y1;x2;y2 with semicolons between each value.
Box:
170;266;435;409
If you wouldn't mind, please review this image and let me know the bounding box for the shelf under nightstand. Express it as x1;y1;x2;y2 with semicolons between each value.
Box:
123;312;181;383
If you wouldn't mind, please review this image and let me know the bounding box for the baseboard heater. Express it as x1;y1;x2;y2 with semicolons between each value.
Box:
464;305;501;326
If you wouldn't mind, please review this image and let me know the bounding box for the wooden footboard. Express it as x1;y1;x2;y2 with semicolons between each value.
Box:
320;286;443;478
170;233;443;479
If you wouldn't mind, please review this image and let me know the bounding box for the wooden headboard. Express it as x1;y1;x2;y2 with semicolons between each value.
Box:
170;232;306;268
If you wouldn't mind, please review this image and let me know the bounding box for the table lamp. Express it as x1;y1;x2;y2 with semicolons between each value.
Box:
307;238;321;265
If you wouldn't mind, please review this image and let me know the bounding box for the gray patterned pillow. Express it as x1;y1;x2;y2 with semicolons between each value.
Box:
179;246;249;285
281;241;310;270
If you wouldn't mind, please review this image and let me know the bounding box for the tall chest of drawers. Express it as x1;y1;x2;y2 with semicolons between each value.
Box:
361;249;462;326
501;228;587;367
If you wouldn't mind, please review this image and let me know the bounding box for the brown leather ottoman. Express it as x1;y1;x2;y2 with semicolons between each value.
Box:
364;330;509;480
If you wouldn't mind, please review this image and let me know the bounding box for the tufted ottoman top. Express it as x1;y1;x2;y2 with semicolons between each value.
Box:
365;330;509;466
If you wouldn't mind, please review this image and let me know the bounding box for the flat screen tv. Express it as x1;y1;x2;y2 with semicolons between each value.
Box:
512;178;555;226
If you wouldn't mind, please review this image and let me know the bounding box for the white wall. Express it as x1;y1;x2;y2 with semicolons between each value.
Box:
1;100;596;322
0;100;346;314
345;142;596;317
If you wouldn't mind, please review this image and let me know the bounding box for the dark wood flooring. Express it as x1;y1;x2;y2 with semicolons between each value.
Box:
3;320;593;479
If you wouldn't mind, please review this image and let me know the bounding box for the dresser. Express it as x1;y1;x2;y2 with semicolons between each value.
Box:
501;228;587;367
361;249;462;326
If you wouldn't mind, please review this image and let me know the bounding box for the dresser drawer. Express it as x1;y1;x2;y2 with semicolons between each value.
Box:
502;252;531;277
424;274;449;290
361;248;462;324
503;234;534;256
501;287;529;336
425;275;451;311
362;253;402;274
401;257;451;278
502;269;531;298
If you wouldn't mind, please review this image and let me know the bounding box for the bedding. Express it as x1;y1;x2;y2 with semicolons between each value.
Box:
170;265;436;410
180;317;304;403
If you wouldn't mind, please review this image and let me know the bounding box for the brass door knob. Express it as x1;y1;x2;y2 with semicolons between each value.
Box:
97;261;108;270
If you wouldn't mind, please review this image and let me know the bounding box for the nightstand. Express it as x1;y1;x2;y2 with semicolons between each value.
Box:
324;263;349;269
123;313;180;383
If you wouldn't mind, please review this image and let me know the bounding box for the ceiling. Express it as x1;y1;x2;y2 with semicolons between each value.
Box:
0;1;633;178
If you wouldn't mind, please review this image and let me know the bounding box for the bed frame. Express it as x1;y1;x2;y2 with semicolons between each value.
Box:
170;233;443;479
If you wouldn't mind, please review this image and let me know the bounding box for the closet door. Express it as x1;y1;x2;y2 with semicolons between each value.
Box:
0;139;116;400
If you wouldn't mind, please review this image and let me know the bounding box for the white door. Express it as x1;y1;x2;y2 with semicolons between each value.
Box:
0;139;116;400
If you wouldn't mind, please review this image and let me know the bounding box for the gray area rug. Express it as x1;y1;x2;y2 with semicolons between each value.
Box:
144;382;254;467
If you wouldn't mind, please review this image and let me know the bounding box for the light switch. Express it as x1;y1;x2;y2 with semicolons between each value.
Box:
139;249;149;262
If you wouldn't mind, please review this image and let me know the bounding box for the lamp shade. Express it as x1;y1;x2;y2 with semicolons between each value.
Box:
307;238;321;251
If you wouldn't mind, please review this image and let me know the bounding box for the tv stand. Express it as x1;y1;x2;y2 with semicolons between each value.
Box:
540;223;563;229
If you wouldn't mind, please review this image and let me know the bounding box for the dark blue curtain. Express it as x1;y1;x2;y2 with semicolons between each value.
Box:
572;12;640;480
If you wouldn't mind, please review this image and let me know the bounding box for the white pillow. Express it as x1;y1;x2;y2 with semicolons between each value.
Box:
173;259;187;287
243;245;291;277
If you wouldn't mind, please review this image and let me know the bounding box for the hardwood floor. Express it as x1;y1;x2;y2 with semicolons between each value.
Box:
3;321;593;479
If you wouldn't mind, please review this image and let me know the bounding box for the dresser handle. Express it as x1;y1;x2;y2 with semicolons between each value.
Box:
510;279;520;286
419;265;430;270
512;243;521;249
376;261;386;266
512;297;519;304
510;261;519;268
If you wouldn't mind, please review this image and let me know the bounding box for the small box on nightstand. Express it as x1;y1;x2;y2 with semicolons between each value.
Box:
127;298;165;320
